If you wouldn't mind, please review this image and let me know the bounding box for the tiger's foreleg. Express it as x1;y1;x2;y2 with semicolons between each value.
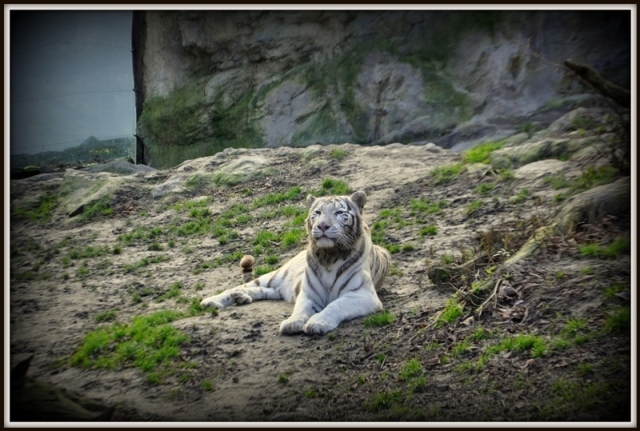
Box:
200;283;281;309
302;285;383;335
279;282;321;334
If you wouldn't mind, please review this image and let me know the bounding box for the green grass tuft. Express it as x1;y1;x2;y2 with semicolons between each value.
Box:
437;297;463;326
419;225;438;236
462;140;505;164
399;357;424;381
81;195;113;220
252;186;302;208
465;200;482;215
14;192;58;222
94;310;117;323
314;178;351;196
475;183;495;194
578;237;630;259
430;163;464;185
364;391;402;412
363;310;395;327
330;149;349;160
605;307;630;334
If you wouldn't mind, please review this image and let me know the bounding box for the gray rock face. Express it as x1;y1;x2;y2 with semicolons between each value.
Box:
134;10;630;168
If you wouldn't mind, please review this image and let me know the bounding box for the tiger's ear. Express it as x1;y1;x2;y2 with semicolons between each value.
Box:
350;191;366;211
306;194;317;208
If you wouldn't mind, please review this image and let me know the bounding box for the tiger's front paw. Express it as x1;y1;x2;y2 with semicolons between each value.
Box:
302;316;338;335
230;291;252;305
279;316;308;335
200;296;226;309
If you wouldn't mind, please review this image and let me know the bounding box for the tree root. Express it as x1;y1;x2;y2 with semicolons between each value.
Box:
564;59;630;107
427;177;630;319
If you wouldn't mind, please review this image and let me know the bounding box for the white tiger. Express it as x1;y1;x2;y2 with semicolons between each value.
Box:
200;190;391;335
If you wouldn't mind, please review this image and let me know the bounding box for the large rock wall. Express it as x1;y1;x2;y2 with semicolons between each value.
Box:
134;10;630;168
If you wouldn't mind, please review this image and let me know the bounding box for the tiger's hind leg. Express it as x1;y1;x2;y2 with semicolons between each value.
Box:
200;284;282;309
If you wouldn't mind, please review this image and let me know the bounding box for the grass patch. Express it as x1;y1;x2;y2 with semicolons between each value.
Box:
512;188;529;203
484;333;548;360
410;198;447;215
278;374;289;384
364;391;402;412
124;255;170;273
330;149;349;160
419;225;438;236
94;310;117;323
465;200;482;215
604;283;627;299
578;237;630;259
70;310;193;381
541;378;613;418
576;166;617;190
304;389;318;398
172;196;212;212
363;310;395;327
544;174;572;189
430;163;464;185
252;186;302;208
81;195;113;220
254;265;277;277
67;245;111;260
399;357;425;382
158;281;182;302
604;307;630;334
475;183;495;195
499;169;515;181
313;178;351;196
436;297;463;327
551;165;619;202
282;228;305;248
462;140;505;164
13;192;58;222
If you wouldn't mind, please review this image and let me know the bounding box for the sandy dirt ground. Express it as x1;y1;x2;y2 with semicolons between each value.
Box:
8;138;632;423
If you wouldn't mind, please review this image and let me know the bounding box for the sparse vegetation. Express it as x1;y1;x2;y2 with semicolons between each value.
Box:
81;195;113;220
475;183;495;194
430;163;464;185
201;380;214;391
70;310;200;382
363;310;395;327
330;149;349;160
11;121;630;421
465;200;482;215
436;297;463;326
419;225;438;236
313;178;351;196
13;192;58;222
94;310;117;323
462;140;505;164
578;237;630;259
512;188;529;203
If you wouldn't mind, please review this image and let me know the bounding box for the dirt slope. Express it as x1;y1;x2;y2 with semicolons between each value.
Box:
8;113;632;423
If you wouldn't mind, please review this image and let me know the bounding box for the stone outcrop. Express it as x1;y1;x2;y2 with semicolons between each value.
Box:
133;10;630;168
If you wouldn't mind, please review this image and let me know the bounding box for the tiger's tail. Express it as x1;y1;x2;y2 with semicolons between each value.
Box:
240;255;255;283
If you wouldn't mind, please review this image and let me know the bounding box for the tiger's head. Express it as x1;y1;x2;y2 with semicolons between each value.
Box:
306;191;366;252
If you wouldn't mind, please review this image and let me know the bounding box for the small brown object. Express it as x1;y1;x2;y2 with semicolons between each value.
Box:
240;255;255;283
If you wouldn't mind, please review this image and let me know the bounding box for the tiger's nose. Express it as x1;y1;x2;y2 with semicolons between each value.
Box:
318;222;330;232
